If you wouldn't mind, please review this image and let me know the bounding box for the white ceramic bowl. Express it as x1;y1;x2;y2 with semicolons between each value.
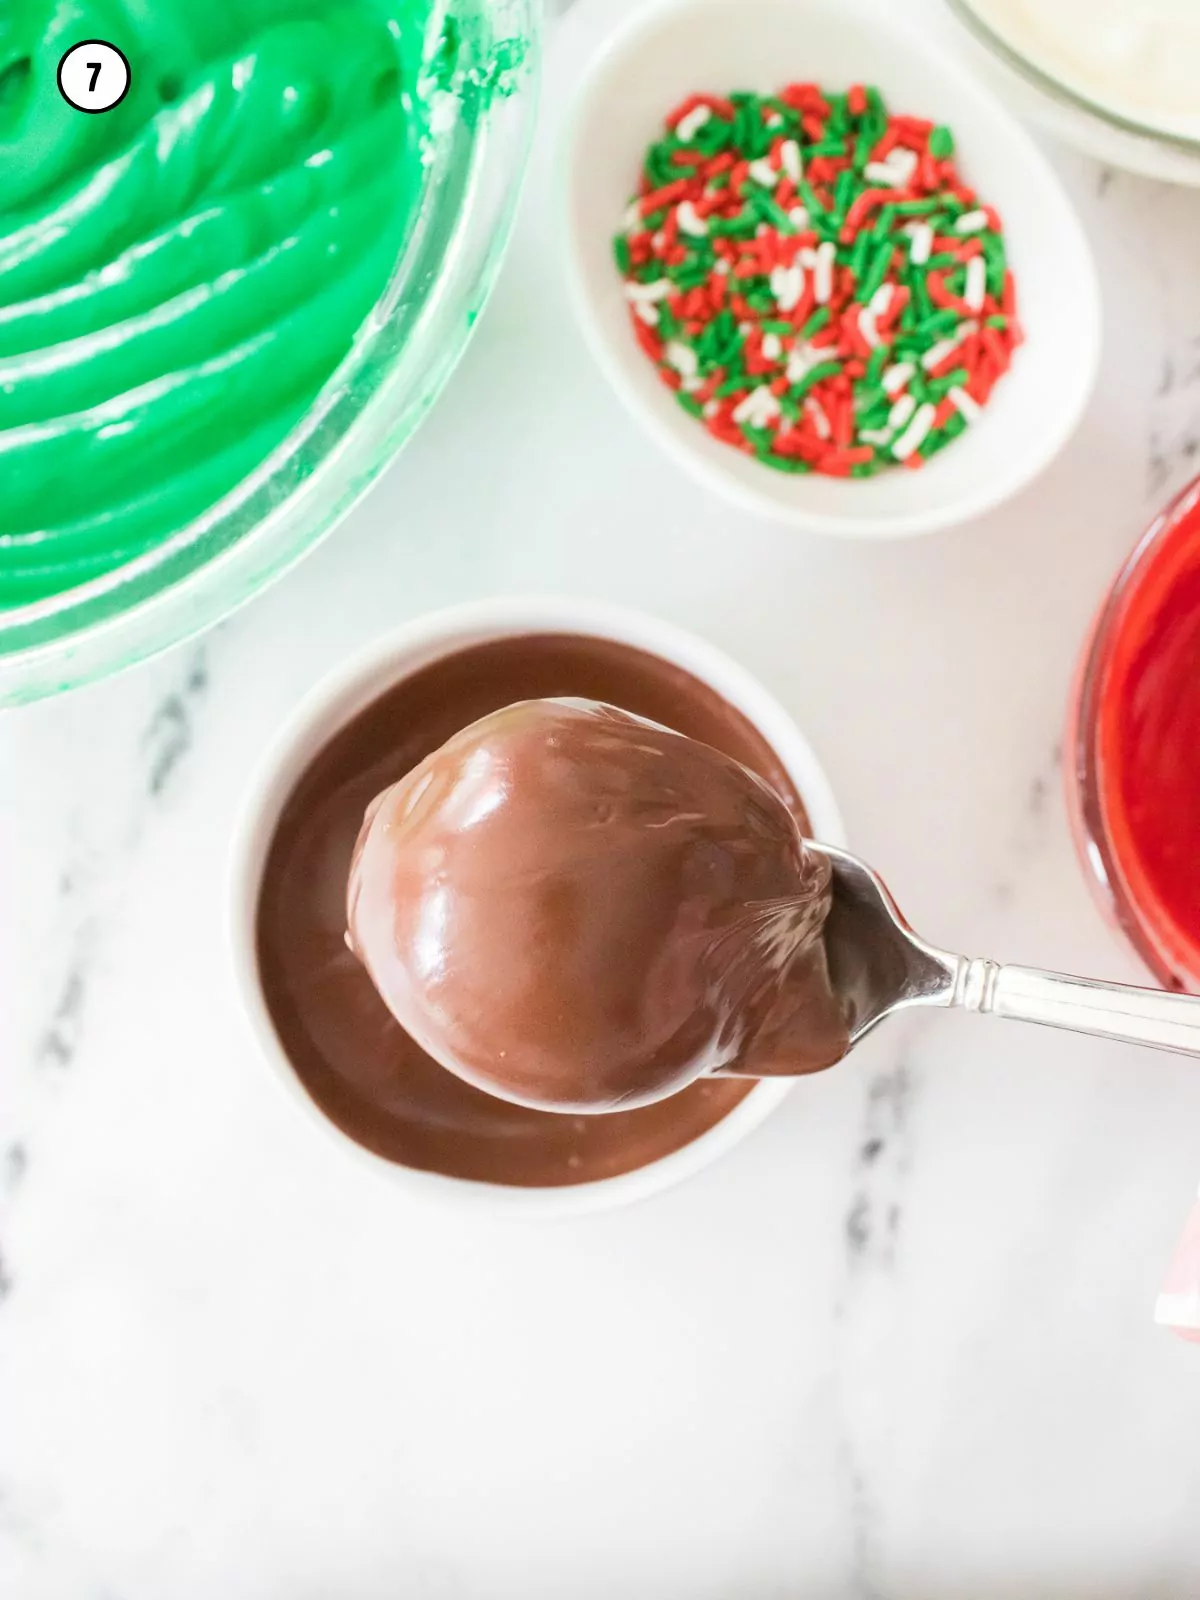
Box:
562;0;1101;538
229;597;845;1216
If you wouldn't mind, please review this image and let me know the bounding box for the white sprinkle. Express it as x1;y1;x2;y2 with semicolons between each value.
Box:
762;332;784;361
665;340;699;380
864;160;903;188
955;208;988;234
788;205;809;229
786;342;822;385
859;427;893;446
702;400;719;418
882;360;915;396
769;263;805;313
868;282;893;319
814;240;836;305
633;300;659;326
766;110;784;129
780;139;804;183
964;255;987;313
625;278;671;302
886;147;919;185
732;385;781;428
906;223;933;265
858;309;881;349
888;393;917;432
950;384;981;422
714;257;731;275
623;202;642;232
891;400;937;460
921;335;961;371
755;223;770;237
806;397;832;439
738;320;753;336
749;158;779;189
675;104;712;143
652;230;666;251
681;374;704;393
676;200;708;237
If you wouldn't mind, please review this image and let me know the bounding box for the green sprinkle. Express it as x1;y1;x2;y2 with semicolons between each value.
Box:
914;308;960;339
856;398;891;430
742;422;775;451
799;306;832;338
857;240;895;303
676;392;704;418
613;236;631;274
790;359;843;400
982;232;1007;300
926;366;969;400
749;186;797;233
849;228;873;280
891;197;943;216
798;180;831;227
929;125;955;159
865;345;889;386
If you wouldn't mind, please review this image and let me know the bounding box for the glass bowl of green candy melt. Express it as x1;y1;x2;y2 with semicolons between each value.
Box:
0;0;538;704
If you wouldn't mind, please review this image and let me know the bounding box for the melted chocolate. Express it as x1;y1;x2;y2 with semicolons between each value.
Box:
256;634;820;1186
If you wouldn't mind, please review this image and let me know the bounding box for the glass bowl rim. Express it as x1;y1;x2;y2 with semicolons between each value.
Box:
1070;468;1200;991
946;0;1200;160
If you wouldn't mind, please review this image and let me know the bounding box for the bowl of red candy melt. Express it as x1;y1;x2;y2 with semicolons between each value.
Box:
563;0;1100;538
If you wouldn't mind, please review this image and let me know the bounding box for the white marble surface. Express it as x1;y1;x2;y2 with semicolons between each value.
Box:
5;2;1200;1595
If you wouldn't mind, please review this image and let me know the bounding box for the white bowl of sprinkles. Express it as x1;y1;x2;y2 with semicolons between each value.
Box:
562;0;1101;538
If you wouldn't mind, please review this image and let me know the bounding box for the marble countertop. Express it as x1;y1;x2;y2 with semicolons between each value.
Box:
5;1;1200;1595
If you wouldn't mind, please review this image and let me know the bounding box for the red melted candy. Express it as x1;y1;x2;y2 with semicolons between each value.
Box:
1095;485;1200;983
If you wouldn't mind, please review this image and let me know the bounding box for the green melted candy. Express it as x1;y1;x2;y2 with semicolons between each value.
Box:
0;0;427;606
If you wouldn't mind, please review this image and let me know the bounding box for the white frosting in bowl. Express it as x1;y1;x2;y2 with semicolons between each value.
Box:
965;0;1200;141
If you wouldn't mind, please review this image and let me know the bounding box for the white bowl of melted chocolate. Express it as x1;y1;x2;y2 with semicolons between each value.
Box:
231;599;845;1214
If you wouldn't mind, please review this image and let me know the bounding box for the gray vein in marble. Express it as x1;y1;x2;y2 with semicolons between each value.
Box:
2;1144;26;1195
1;642;216;1320
141;647;209;798
831;1051;921;1598
843;1063;914;1273
992;740;1063;907
35;960;89;1074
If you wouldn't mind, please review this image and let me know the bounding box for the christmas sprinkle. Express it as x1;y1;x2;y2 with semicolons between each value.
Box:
613;84;1022;477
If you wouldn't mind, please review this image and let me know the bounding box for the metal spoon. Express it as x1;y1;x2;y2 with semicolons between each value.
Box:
811;842;1200;1059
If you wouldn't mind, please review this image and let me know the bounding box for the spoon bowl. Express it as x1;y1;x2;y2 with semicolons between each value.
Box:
814;843;957;1044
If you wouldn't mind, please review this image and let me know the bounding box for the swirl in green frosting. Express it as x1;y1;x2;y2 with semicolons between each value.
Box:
0;0;425;606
